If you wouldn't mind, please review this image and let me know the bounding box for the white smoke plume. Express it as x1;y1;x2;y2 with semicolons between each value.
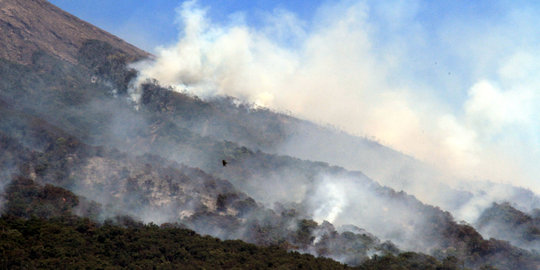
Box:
309;178;347;224
134;0;540;202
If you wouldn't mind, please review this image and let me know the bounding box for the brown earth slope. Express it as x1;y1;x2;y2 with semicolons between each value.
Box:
0;0;149;65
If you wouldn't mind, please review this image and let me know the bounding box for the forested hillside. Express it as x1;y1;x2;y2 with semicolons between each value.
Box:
1;174;458;269
1;0;539;269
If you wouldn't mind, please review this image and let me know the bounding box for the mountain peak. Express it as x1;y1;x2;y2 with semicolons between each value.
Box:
0;0;149;65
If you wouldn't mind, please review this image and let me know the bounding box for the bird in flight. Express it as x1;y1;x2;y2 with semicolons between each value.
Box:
222;160;228;167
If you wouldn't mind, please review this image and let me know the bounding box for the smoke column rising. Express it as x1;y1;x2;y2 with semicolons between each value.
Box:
135;0;540;195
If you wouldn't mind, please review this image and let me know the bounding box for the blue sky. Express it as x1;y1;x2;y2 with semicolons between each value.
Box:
49;0;539;52
49;0;540;193
49;0;325;50
48;0;540;104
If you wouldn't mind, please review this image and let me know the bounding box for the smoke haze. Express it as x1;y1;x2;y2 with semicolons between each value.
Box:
136;0;540;197
3;1;540;267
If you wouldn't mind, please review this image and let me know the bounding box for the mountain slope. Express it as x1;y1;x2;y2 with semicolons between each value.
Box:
0;0;149;65
1;47;533;268
0;181;349;270
1;1;540;269
476;202;540;251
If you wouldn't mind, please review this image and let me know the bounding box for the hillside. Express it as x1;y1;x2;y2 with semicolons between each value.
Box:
0;179;349;269
1;1;540;269
476;202;540;251
1;177;466;270
1;43;537;268
0;0;149;65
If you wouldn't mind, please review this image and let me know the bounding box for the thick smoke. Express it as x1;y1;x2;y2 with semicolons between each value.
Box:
135;0;540;198
304;174;428;250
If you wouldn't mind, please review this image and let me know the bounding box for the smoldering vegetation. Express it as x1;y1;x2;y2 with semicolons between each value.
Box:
134;63;540;228
135;68;540;263
0;39;539;269
0;109;399;264
3;111;536;268
275;124;540;224
0;43;396;265
141;0;540;197
475;202;540;252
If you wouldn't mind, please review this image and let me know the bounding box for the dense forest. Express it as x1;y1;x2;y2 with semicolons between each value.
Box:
1;176;463;269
